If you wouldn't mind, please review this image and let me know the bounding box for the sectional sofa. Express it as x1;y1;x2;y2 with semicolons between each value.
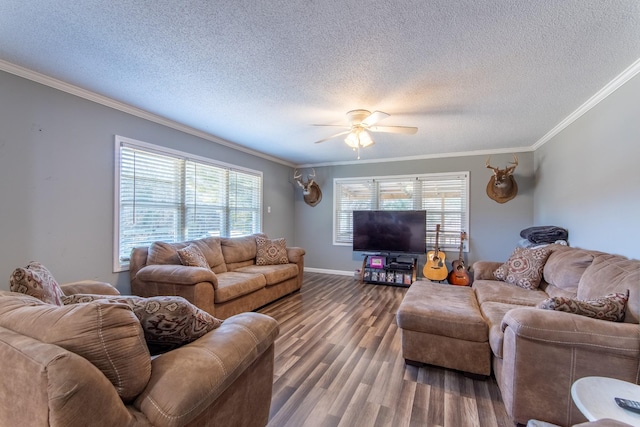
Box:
398;244;639;426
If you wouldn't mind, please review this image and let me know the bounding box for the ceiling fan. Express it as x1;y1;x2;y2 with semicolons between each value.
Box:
313;109;418;159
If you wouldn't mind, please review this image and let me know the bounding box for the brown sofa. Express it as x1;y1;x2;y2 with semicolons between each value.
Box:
130;233;305;319
398;244;639;427
0;280;279;427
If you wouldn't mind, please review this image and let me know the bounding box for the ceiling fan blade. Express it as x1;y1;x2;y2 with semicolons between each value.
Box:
369;125;418;135
313;130;351;144
361;111;390;127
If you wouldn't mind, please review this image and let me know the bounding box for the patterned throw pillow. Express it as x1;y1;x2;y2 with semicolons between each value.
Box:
63;294;223;352
256;237;289;265
177;243;210;268
537;290;629;322
494;246;552;290
9;262;65;305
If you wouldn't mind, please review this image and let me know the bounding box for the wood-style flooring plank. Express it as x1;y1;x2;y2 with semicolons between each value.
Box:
260;272;513;427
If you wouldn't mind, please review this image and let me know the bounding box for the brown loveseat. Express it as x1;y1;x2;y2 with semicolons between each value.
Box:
0;279;279;427
398;244;639;427
130;233;305;319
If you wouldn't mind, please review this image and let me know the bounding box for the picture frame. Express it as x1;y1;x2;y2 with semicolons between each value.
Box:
369;256;385;269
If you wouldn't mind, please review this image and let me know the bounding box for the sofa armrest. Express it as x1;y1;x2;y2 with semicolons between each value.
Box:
60;281;120;296
287;246;306;263
499;307;639;425
0;327;138;427
472;261;502;280
134;312;279;427
501;307;639;356
135;264;218;287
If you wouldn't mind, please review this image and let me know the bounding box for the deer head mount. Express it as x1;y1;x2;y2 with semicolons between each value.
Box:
294;168;323;207
486;154;518;203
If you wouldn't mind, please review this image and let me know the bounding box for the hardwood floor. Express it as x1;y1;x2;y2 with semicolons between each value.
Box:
259;272;513;427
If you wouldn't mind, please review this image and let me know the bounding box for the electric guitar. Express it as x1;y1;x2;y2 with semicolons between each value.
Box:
448;232;470;286
424;224;448;281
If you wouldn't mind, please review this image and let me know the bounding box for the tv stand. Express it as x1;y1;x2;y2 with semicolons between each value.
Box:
360;254;418;287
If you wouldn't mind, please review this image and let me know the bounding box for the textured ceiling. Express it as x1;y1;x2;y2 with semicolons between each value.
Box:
1;1;639;166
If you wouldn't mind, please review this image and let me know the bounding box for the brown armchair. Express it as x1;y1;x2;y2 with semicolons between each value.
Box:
0;279;279;427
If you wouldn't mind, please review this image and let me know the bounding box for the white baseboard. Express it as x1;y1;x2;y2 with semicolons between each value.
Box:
304;267;356;277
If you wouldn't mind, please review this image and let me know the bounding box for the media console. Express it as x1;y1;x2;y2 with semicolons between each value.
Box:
360;253;418;287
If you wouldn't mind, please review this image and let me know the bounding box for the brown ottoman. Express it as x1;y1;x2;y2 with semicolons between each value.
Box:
396;280;490;376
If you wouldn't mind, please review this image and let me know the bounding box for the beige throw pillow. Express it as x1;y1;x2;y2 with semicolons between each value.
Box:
494;246;551;290
537;291;628;322
0;296;151;401
63;294;223;353
256;237;289;265
177;243;210;268
9;262;66;305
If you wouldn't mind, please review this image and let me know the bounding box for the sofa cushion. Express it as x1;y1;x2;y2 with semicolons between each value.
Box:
473;279;549;307
147;241;182;265
0;294;151;402
479;301;522;358
195;237;227;273
397;281;487;343
9;262;65;306
577;254;640;324
221;233;267;265
537;291;629;322
63;295;223;352
177;243;210;268
235;263;299;286
147;238;227;273
256;237;289;265
543;245;595;294
215;272;267;303
494;246;552;290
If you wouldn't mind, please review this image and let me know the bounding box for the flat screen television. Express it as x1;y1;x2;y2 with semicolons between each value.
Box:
352;210;427;254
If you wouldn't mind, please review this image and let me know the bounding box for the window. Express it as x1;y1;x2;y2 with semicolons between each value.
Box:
334;172;469;251
114;136;262;271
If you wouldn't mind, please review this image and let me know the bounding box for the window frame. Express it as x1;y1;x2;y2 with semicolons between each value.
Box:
113;135;263;272
333;172;470;253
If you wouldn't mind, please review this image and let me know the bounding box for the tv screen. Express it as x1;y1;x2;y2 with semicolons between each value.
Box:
352;210;427;254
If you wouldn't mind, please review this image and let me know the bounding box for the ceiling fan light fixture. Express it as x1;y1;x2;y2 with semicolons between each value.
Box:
344;128;374;149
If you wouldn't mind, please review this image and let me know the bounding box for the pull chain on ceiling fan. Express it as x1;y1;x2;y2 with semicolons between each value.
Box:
313;110;418;159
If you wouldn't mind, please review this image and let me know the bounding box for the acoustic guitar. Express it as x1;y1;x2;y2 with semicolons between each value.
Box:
448;232;470;286
424;224;448;281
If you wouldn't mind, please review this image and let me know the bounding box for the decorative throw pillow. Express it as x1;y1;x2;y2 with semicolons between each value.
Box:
494;246;552;290
63;294;223;353
256;237;289;266
9;262;65;305
177;243;210;268
537;290;629;322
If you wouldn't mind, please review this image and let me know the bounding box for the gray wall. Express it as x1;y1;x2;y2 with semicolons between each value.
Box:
534;73;640;260
294;153;535;275
0;71;296;292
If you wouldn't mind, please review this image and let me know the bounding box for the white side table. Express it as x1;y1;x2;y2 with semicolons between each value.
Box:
571;376;640;426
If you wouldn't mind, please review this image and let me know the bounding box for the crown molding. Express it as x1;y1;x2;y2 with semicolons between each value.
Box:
531;57;640;150
295;146;534;168
0;59;296;167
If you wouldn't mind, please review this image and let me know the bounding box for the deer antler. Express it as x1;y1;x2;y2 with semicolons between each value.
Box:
293;169;305;188
505;154;518;174
485;156;498;172
307;168;316;187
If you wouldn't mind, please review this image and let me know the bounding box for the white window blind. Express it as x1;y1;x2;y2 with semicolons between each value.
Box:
115;136;262;271
334;172;469;251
